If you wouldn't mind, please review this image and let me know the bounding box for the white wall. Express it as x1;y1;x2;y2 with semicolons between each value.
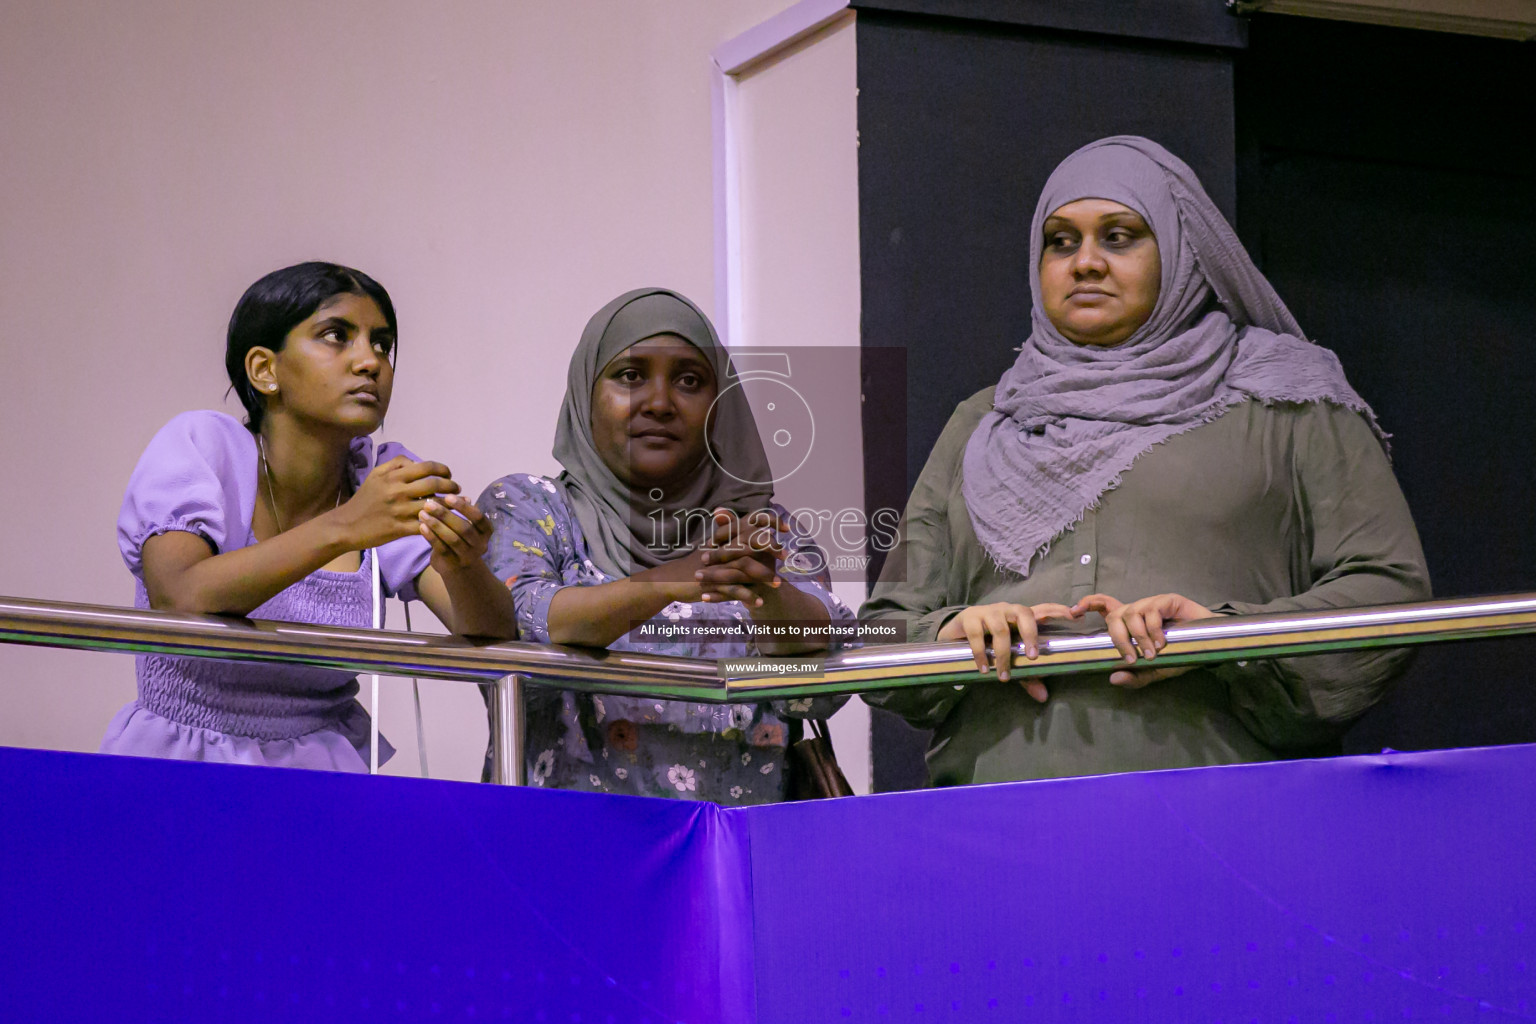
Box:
732;14;871;793
0;0;867;785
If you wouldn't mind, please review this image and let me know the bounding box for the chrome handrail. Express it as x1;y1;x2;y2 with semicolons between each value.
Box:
726;592;1536;697
0;594;722;695
6;592;1536;782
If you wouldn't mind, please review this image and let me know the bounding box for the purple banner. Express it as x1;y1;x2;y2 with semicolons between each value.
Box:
3;743;1533;1022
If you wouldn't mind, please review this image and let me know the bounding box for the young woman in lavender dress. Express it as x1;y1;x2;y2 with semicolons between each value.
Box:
477;288;853;803
104;262;517;772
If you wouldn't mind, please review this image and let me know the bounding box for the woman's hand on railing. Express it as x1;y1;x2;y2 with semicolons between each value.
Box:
1073;592;1215;688
936;602;1078;702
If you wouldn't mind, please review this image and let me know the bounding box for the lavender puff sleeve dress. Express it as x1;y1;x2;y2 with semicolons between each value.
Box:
101;410;433;772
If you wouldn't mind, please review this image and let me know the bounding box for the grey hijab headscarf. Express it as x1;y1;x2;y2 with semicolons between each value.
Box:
961;135;1383;578
553;288;774;578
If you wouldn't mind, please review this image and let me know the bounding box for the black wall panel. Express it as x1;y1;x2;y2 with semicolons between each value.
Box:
1235;16;1536;755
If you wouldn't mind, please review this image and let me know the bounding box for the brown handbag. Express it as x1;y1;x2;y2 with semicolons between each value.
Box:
787;718;855;800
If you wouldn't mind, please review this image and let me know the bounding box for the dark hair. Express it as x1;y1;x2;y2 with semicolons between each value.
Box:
225;261;397;431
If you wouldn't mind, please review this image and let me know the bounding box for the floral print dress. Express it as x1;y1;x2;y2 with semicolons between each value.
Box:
477;473;853;804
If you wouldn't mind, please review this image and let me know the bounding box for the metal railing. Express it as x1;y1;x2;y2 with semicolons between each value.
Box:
6;591;1536;784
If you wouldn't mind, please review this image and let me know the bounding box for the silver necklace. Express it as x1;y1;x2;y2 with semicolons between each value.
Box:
259;434;342;534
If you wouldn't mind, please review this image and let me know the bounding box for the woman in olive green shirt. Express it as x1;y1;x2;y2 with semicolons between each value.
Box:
861;136;1430;786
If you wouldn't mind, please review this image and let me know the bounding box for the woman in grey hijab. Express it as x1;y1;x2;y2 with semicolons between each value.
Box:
478;288;851;802
861;136;1431;786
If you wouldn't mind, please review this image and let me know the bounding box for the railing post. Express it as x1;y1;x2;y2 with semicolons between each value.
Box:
489;673;526;786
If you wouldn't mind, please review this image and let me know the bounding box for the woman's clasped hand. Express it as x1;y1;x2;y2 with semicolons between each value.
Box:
313;452;496;589
695;508;789;607
342;455;459;547
415;490;497;576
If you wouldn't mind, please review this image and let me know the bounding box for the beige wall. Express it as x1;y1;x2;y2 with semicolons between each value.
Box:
733;15;871;791
0;0;868;785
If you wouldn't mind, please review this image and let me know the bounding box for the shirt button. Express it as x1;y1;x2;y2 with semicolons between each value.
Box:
1079;554;1092;565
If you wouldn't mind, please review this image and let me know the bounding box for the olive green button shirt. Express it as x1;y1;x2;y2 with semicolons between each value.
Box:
861;389;1431;787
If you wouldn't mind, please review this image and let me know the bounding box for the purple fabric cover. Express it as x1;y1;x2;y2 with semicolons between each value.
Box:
103;410;433;771
3;743;1533;1021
